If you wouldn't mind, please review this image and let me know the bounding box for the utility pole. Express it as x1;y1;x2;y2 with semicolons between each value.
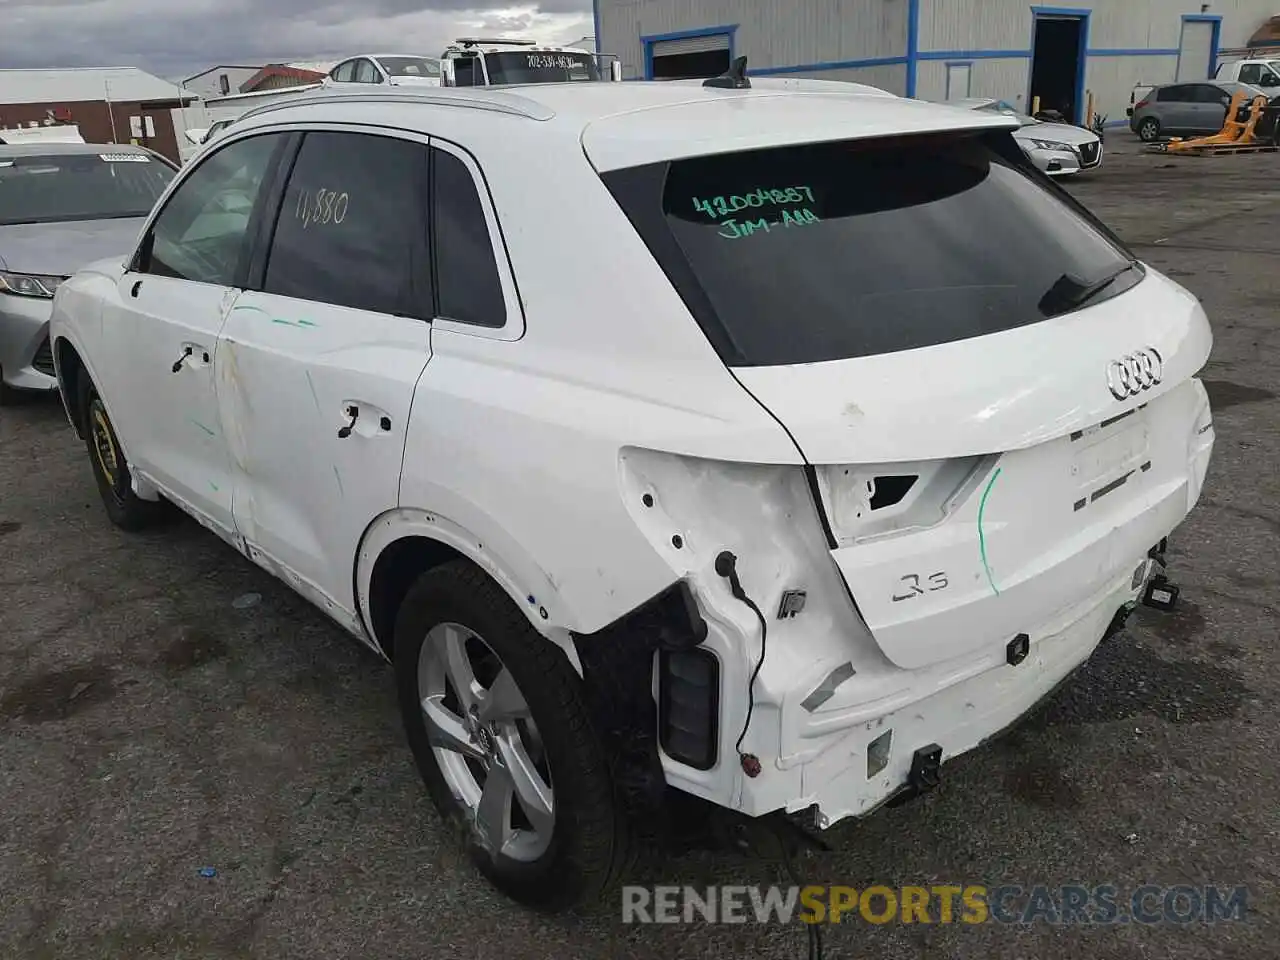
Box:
104;77;119;143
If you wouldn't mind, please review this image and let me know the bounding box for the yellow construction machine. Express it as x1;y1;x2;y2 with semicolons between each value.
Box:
1155;90;1279;155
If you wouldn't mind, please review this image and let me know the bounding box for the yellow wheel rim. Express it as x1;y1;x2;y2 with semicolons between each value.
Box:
90;403;120;488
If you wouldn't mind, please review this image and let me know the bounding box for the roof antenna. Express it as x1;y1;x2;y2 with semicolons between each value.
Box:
703;56;750;89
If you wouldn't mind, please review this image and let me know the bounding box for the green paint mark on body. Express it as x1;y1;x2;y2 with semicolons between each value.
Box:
978;466;1002;597
189;418;216;437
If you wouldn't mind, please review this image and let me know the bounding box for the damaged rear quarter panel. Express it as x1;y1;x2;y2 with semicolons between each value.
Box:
392;133;805;635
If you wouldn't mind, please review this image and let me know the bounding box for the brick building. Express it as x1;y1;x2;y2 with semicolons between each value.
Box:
0;67;194;163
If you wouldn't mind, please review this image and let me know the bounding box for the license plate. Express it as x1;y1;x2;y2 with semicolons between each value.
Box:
1071;421;1150;490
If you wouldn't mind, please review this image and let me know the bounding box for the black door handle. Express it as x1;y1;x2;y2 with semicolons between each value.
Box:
130;280;142;298
338;405;359;439
171;346;193;373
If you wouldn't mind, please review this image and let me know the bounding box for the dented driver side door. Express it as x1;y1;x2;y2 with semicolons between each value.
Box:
215;128;433;627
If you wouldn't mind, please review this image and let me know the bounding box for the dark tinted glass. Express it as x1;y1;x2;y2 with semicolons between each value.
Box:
451;56;483;86
433;148;505;327
485;51;601;84
603;133;1136;366
0;151;174;225
1158;85;1193;102
147;134;279;284
1193;84;1229;103
265;132;428;316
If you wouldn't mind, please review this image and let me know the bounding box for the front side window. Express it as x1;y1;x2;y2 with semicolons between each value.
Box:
484;51;601;85
1239;64;1262;84
602;133;1137;367
0;151;175;226
263;131;428;316
143;133;282;285
433;147;506;327
378;56;441;78
1194;85;1231;104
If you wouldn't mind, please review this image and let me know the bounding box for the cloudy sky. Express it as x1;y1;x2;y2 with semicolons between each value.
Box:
5;0;594;81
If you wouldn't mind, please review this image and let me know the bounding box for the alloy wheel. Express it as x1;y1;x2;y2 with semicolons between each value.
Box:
417;621;555;861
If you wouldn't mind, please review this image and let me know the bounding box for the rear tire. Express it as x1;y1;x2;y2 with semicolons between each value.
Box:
78;377;165;531
1138;117;1162;142
394;559;630;912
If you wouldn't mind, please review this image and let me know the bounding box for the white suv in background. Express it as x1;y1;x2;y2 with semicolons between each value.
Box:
49;74;1215;910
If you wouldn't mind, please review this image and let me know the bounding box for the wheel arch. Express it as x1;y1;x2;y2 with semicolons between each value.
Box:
53;335;88;437
356;507;584;674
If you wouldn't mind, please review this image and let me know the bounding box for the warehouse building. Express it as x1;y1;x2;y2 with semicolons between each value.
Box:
594;1;1280;124
0;67;193;162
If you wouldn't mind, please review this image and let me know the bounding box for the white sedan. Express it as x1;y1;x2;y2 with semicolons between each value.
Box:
954;97;1103;176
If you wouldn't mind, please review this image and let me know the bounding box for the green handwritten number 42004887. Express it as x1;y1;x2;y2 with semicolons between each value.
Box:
693;187;814;218
295;187;350;229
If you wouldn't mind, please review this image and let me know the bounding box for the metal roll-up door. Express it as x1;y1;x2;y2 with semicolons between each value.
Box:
651;33;730;58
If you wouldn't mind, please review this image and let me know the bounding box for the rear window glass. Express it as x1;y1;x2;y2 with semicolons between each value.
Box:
602;133;1137;366
0;152;174;225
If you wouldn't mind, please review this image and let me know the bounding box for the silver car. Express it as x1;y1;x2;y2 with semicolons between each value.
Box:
1128;80;1270;143
0;142;175;402
953;98;1103;176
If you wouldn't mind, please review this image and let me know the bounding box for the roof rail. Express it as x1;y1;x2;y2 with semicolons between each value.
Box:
234;87;556;125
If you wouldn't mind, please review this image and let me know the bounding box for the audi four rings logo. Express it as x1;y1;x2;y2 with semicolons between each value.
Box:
1107;347;1163;400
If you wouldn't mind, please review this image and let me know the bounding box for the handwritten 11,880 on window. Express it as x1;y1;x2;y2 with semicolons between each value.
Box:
294;187;349;228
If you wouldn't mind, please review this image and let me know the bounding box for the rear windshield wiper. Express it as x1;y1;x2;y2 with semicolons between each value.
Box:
1039;260;1140;315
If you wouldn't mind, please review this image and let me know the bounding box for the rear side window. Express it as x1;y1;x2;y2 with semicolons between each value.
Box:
264;131;429;316
1239;64;1262;84
432;147;506;327
1157;85;1193;102
602;133;1137;366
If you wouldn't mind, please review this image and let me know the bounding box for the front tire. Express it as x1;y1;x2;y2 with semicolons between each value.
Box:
1138;117;1162;142
394;560;629;911
79;377;165;531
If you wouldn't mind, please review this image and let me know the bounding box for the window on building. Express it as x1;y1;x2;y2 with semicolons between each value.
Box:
219;73;231;95
433;147;506;327
264;131;429;316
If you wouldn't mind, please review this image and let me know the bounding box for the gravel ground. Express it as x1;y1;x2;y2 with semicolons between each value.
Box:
1;134;1278;960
